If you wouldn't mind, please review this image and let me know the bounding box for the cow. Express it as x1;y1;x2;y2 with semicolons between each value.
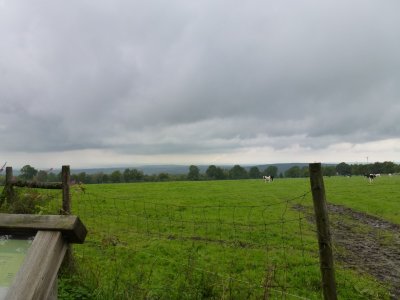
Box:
364;174;376;183
263;175;274;183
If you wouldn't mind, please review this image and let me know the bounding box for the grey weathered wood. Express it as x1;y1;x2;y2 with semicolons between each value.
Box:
60;165;74;269
49;279;57;300
61;165;71;215
5;167;13;185
0;214;87;243
309;163;337;300
4;167;15;204
5;231;67;300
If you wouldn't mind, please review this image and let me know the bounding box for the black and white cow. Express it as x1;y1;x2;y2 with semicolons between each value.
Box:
364;173;376;183
263;175;274;183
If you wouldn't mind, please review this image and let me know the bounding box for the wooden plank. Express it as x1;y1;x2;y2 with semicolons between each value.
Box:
6;231;67;300
0;214;87;244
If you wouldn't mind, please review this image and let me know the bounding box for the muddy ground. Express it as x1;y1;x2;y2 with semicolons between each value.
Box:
295;203;400;299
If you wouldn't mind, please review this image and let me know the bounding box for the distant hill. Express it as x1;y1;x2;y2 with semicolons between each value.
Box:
69;163;336;176
253;163;329;174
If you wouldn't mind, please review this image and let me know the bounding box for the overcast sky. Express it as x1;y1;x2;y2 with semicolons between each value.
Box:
1;0;400;169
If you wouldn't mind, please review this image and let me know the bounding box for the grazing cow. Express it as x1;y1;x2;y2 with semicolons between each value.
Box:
364;174;376;183
263;175;274;183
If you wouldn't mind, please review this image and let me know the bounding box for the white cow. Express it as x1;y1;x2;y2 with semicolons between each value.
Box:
263;175;274;183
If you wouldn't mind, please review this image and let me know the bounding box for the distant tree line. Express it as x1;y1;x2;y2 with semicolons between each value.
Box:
0;162;399;185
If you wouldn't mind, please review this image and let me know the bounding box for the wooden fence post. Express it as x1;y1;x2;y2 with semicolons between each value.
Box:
61;165;71;215
5;166;15;204
61;165;74;270
309;163;337;300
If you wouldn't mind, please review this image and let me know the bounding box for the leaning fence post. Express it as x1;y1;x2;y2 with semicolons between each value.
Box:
61;165;71;215
309;163;337;300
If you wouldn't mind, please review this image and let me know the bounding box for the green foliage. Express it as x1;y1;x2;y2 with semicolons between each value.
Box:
20;162;398;185
58;275;93;300
19;165;38;180
336;162;352;176
0;188;56;214
322;165;336;176
123;168;144;182
263;165;278;177
158;172;170;181
187;165;200;181
228;165;248;179
110;170;122;183
284;165;302;178
248;166;261;178
205;165;225;180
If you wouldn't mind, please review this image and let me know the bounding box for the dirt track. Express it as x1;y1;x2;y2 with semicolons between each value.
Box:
296;203;400;299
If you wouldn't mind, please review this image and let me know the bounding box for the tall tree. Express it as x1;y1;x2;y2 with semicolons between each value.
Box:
284;166;301;178
19;165;38;180
206;165;225;180
35;170;48;182
322;166;336;177
336;162;352;176
158;173;169;181
110;170;122;183
249;166;261;179
264;166;278;177
229;165;248;179
187;165;200;180
206;165;218;179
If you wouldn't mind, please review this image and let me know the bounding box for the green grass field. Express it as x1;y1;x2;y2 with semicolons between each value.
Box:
324;175;400;223
1;175;390;299
49;175;399;299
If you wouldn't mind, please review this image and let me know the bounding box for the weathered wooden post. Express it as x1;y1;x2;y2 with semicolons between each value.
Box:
61;166;71;215
5;167;13;186
61;165;74;271
309;163;337;300
0;167;14;206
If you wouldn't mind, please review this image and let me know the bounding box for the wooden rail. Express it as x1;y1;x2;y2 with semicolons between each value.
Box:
2;166;71;215
0;214;87;300
0;214;87;244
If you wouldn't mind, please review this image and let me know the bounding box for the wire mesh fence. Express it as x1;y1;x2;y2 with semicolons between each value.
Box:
2;174;399;299
66;188;323;299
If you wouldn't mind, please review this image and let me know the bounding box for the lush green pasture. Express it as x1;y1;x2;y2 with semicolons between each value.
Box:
58;176;398;299
323;175;400;224
1;176;400;299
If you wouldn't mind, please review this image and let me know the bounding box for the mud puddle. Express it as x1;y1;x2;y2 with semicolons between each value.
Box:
295;203;400;299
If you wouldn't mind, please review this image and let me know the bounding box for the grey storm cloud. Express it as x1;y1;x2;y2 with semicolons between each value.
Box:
1;0;400;159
